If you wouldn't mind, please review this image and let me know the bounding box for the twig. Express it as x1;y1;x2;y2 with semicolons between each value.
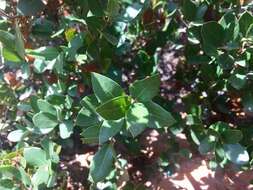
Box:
0;8;18;19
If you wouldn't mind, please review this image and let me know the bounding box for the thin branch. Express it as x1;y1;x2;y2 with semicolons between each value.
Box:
0;8;18;19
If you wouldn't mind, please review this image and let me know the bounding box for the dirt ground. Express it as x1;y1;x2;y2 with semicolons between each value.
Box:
62;132;253;190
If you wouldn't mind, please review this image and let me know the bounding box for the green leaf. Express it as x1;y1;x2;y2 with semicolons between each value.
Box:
228;73;246;90
0;179;14;189
47;171;57;188
181;0;197;21
7;129;25;142
224;144;249;165
209;122;229;134
209;160;218;170
80;94;99;112
243;92;253;113
91;72;125;103
239;11;253;36
198;135;217;155
66;33;85;61
126;103;149;137
18;167;32;187
219;12;239;42
17;0;45;16
222;129;243;144
15;22;25;60
81;125;100;144
33;59;46;73
145;101;176;128
51;53;64;74
31;165;50;186
26;47;59;60
0;165;21;179
24;147;48;167
37;99;57;116
102;32;118;46
0;30;15;49
76;107;100;127
99;119;124;144
202;21;225;47
130;74;160;102
59;120;73;139
96;96;131;120
88;0;104;16
107;0;120;18
217;53;234;70
2;48;22;63
41;139;60;164
89;144;115;183
33;112;58;130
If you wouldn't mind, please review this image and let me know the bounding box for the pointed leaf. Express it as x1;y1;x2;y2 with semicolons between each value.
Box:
89;144;115;183
15;22;25;60
91;72;125;103
126;103;149;137
81;125;100;144
2;48;22;62
96;96;131;120
130;74;160;102
107;0;120;17
76;107;100;127
145;101;176;127
239;11;253;36
0;30;15;49
99;119;124;144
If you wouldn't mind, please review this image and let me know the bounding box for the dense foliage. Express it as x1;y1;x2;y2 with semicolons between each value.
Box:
1;0;253;189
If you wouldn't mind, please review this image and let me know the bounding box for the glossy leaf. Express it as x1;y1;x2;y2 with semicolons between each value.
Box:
129;74;160;102
37;99;57;116
89;144;115;183
96;96;131;120
81;125;100;144
239;11;253;36
126;103;149;137
59;120;73;139
33;112;58;130
222;129;243;144
17;0;45;16
91;72;125;103
198;135;217;155
24;147;47;167
31;165;50;186
0;165;21;179
224;144;249;165
15;22;25;60
2;48;22;62
76;107;100;127
7;129;25;142
201;21;225;48
99;119;124;144
145;101;176;128
0;30;15;49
